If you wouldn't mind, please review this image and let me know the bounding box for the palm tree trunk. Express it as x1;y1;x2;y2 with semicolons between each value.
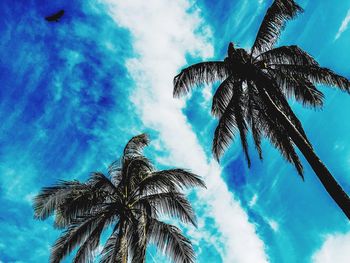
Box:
118;220;128;263
261;87;350;220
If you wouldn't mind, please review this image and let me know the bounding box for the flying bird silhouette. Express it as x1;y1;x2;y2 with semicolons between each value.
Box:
45;10;65;22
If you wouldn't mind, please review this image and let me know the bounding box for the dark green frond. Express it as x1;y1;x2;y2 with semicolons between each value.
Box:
246;82;263;159
140;192;197;226
272;71;324;107
50;213;105;263
88;172;117;193
100;231;123;263
148;219;195;263
123;133;149;161
138;169;205;193
72;215;110;263
108;160;122;186
276;64;350;93
233;85;251;167
257;102;304;178
211;77;239;118
212;98;239;161
252;70;312;147
252;0;303;55
173;62;229;97
54;185;107;229
33;181;85;220
257;45;318;66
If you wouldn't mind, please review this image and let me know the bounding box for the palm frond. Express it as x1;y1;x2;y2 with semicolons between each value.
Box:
148;219;195;263
88;172;118;193
272;70;324;107
256;101;304;178
100;231;123;263
212;96;239;161
266;122;304;177
53;184;108;229
276;64;350;92
173;62;229;97
252;0;303;55
251;70;312;147
233;85;251;167
33;181;85;220
123;134;149;161
108;160;123;186
211;77;237;118
246;83;263;159
139;192;197;227
50;213;105;263
72;215;110;263
138;169;206;192
257;45;318;66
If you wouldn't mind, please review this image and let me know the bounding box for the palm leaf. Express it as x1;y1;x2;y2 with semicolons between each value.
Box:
212;95;239;161
211;77;238;118
272;70;324;107
252;0;303;55
33;181;85;220
138;169;206;192
276;64;350;92
148;219;195;263
174;62;229;97
139;192;197;226
100;231;123;263
50;213;105;263
123;134;149;161
257;45;318;66
73;215;110;263
246;82;263;159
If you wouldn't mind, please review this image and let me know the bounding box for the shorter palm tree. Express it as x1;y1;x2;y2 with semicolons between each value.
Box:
33;134;205;263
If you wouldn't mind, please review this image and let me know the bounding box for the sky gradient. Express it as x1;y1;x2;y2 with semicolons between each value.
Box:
1;0;350;262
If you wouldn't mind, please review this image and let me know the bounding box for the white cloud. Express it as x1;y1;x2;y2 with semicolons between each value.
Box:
312;232;350;263
335;9;350;40
102;0;268;262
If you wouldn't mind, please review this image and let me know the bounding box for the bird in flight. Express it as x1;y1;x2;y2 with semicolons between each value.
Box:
45;10;65;22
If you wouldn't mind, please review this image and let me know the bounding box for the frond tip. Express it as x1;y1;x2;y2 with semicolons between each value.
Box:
173;62;229;97
252;0;303;54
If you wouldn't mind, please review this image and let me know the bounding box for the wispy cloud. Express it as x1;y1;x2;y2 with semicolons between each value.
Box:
103;0;267;262
335;9;350;40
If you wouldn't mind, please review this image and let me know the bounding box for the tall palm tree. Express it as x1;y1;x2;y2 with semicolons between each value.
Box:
33;134;205;263
173;0;350;219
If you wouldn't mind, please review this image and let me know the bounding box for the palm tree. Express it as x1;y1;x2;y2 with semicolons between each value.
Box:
173;0;350;219
33;134;205;263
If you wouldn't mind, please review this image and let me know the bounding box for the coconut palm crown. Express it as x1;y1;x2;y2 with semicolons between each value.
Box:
173;0;350;219
33;134;205;263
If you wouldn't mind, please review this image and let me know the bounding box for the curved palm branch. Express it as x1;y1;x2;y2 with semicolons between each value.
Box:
138;192;197;226
256;45;318;66
148;218;195;263
252;0;303;55
33;181;86;221
174;62;230;97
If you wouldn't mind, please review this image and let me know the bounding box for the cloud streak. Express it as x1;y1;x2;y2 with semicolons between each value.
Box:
103;0;267;262
335;9;350;40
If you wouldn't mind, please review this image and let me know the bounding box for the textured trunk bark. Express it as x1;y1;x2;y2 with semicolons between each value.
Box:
261;87;350;220
118;220;128;263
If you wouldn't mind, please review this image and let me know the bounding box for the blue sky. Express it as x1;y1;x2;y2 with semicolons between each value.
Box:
1;0;350;262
